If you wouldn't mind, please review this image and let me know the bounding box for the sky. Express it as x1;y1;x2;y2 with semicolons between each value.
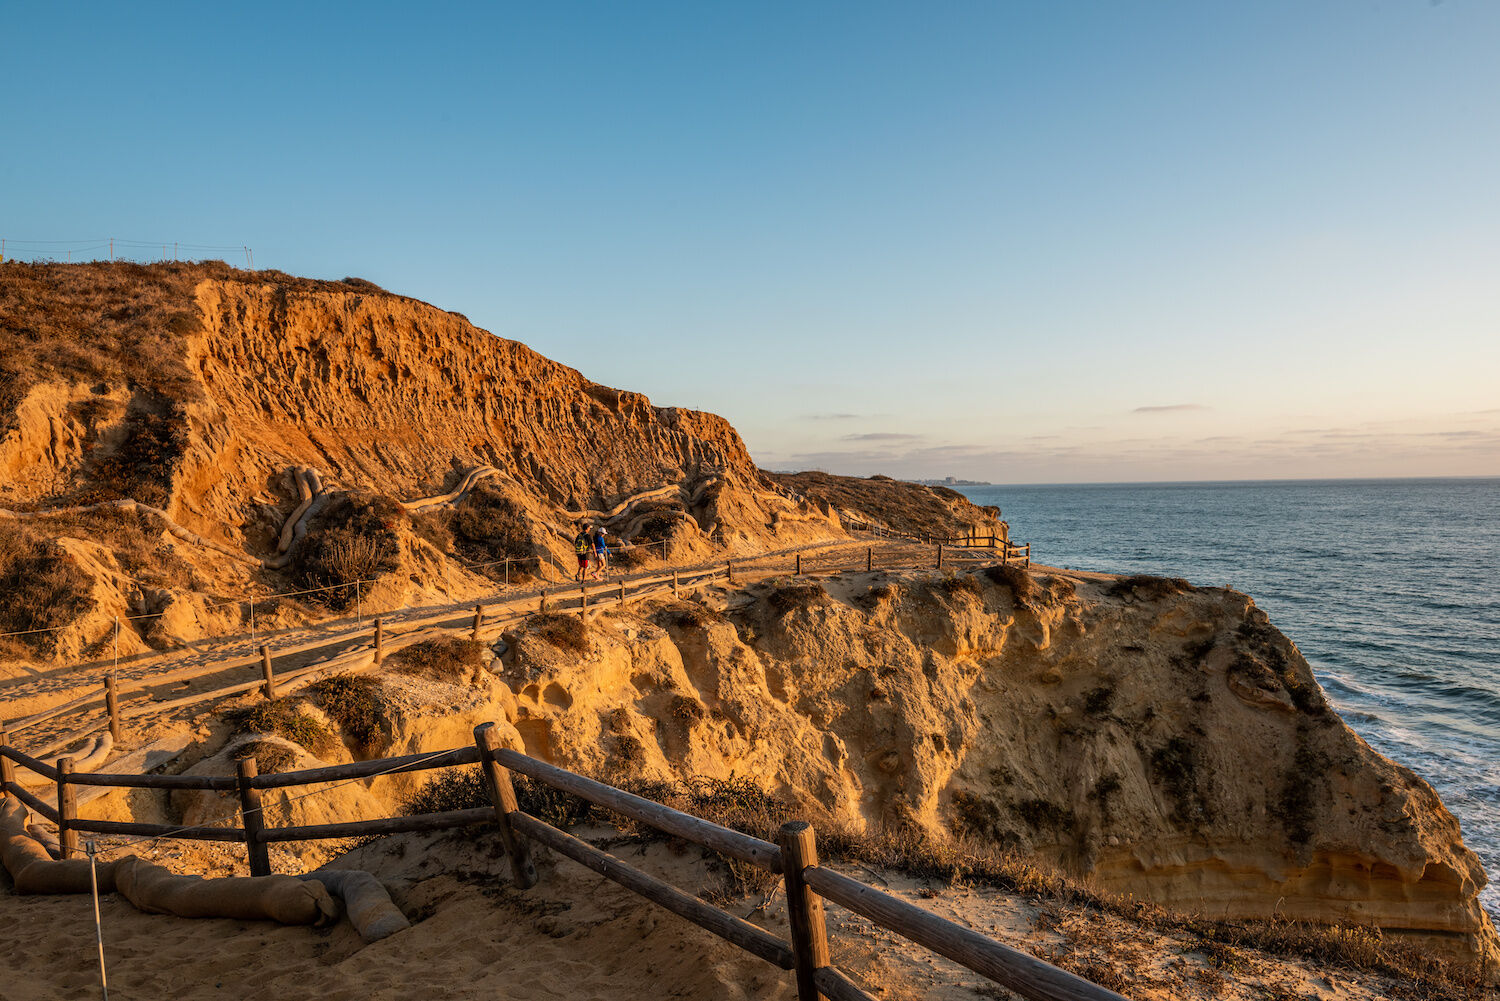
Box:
3;1;1497;484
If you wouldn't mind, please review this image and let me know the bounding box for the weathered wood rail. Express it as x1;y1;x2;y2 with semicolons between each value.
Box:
0;724;1126;1001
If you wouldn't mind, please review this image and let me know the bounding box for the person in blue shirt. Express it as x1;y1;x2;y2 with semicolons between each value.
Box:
592;525;610;578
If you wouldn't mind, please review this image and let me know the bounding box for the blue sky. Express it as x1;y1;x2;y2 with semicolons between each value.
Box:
4;1;1497;483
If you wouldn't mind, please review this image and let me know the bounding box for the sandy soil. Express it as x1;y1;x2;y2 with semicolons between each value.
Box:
0;823;1432;1001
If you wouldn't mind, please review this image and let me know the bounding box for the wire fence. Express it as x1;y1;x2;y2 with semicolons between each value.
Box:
0;237;254;267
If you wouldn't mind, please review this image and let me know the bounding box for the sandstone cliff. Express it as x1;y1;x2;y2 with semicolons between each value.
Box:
481;566;1498;968
0;263;860;659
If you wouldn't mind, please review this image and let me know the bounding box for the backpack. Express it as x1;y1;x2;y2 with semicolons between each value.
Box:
574;532;592;554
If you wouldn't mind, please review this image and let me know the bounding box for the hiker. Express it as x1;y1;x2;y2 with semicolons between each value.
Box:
592;525;610;578
573;525;594;582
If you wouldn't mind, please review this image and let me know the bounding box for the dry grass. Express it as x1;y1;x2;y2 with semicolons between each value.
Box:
36;507;200;591
769;469;998;539
308;674;386;752
528;612;589;654
1107;574;1192;601
0;262;396;501
652;602;724;630
293;492;404;602
767;580;827;614
391;636;484;684
0;521;97;659
232;738;300;775
229;699;337;758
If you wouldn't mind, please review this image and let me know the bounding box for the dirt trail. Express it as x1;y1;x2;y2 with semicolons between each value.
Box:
4;535;982;754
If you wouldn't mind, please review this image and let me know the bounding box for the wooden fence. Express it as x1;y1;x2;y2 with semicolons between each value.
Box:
5;538;1032;758
0;724;1126;1001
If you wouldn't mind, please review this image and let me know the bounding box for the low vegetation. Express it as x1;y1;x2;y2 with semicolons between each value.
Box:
527;612;589;654
229;699;336;758
308;674;385;751
768;469;998;539
1107;574;1192;601
391;637;484;684
293;493;404;603
767;580;826;614
0;521;97;659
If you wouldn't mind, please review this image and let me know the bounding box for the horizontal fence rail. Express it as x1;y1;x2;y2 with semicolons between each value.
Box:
0;716;1124;1001
4;537;1034;764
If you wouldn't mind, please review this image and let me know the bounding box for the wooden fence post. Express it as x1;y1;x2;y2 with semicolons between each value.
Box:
866;547;872;572
473;723;538;888
619;582;626;605
539;590;547;614
237;756;271;877
936;544;944;569
580;585;587;620
374;617;384;664
0;728;15;798
260;645;276;700
472;604;483;641
779;821;831;1001
726;561;734;584
795;553;802;576
104;672;122;741
57;757;79;859
672;571;680;597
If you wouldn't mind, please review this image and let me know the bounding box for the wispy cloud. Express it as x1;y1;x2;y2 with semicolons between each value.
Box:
1132;403;1208;414
804;412;869;421
841;432;924;442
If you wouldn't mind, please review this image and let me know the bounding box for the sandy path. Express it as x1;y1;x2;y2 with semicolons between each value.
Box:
2;537;916;753
0;825;1394;1001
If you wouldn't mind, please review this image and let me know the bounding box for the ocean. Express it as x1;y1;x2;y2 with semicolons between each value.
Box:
958;478;1500;919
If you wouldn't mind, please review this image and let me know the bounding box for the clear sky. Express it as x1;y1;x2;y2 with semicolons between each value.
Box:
4;2;1497;483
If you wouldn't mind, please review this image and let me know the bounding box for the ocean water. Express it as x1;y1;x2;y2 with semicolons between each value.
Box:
959;478;1500;919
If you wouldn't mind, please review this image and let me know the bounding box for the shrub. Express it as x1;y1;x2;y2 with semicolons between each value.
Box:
935;573;982;600
1108;574;1192;601
233;738;299;775
74;400;192;507
768;581;826;614
528;612;588;654
653;603;722;630
309;674;385;751
452;485;532;555
0;522;97;659
391;637;484;684
983;563;1041;607
293;493;404;603
232;699;336;758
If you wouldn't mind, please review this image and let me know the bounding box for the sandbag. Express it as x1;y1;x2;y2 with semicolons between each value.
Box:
26;824;61;860
19;732;114;786
300;870;409;942
113;856;338;926
0;798;116;894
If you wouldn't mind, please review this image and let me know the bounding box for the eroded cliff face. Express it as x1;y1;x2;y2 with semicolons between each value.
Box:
181;281;764;539
492;567;1499;967
0;265;852;662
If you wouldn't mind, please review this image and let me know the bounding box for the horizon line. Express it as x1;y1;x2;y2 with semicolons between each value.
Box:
949;473;1500;490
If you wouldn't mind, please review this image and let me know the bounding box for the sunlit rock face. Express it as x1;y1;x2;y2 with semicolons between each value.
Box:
495;567;1499;969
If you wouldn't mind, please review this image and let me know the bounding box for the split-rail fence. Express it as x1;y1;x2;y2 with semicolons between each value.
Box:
0;721;1125;1001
